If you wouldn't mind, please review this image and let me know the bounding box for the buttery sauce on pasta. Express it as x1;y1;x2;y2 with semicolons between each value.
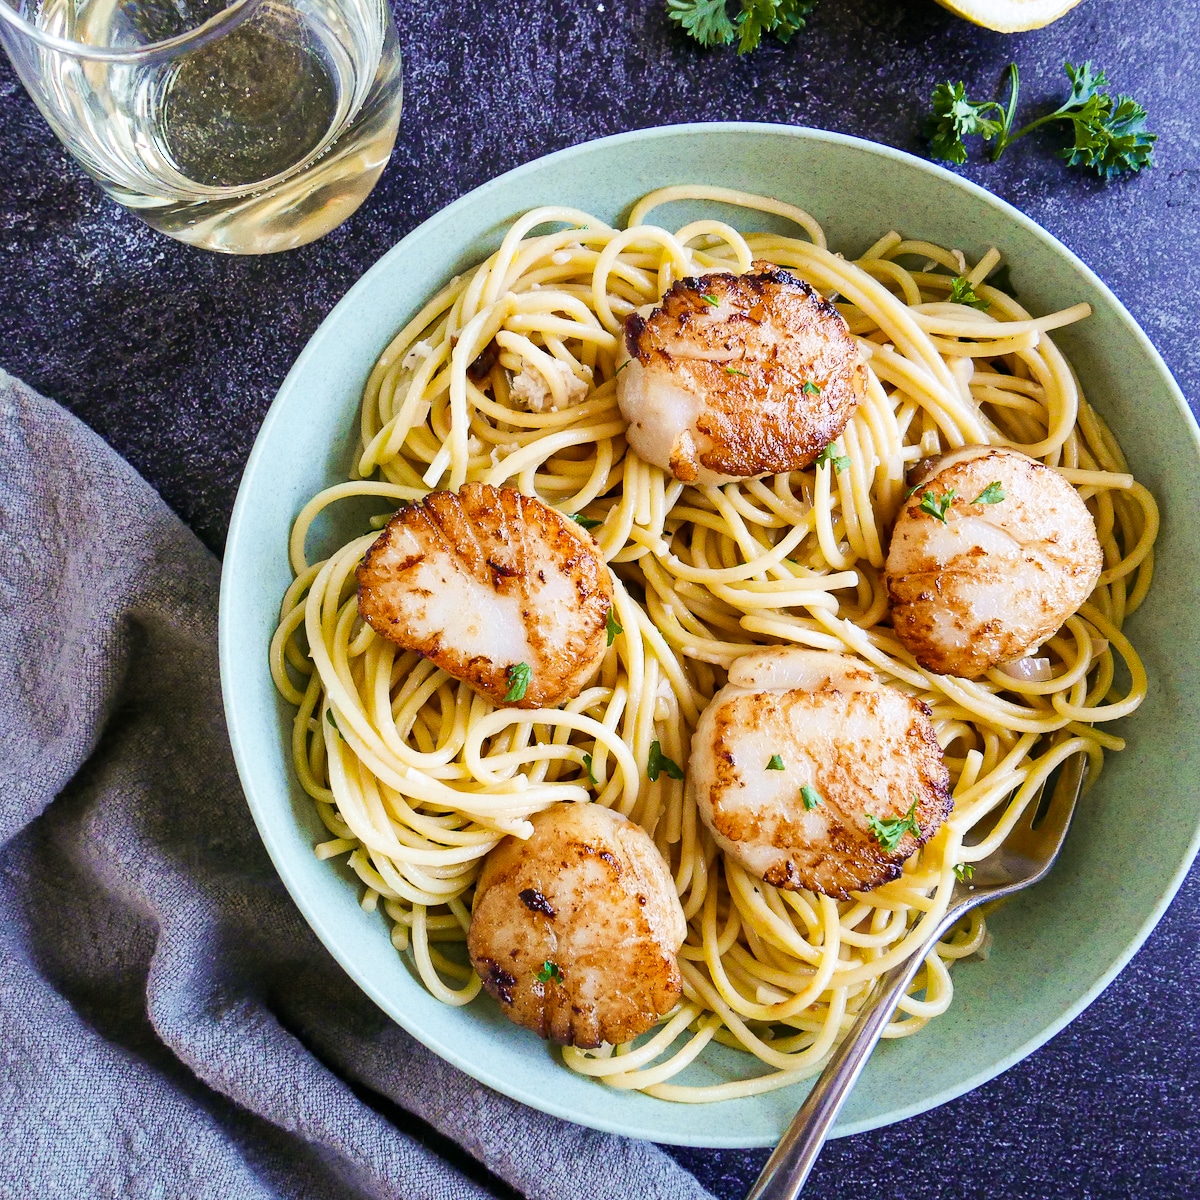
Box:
270;186;1157;1101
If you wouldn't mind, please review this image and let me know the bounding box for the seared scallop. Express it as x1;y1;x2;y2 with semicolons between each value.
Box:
357;483;614;708
689;648;951;900
616;262;867;485
467;802;686;1047
885;446;1103;678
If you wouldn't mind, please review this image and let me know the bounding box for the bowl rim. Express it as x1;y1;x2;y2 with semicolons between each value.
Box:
219;120;1200;1146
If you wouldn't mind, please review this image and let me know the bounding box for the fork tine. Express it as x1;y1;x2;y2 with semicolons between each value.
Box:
1039;749;1088;845
999;747;1087;862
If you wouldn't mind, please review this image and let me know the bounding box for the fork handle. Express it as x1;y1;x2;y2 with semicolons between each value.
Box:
746;908;961;1200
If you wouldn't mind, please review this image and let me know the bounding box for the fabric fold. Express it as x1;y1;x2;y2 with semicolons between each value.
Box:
0;369;714;1200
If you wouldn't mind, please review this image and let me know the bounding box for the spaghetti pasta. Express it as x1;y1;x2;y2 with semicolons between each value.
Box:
269;186;1157;1100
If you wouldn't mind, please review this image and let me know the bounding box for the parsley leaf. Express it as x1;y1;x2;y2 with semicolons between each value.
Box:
735;0;776;53
971;481;1006;506
947;275;990;311
648;740;685;782
699;293;720;306
924;79;1006;165
667;0;816;54
725;365;748;377
867;797;920;852
815;443;850;473
503;662;532;703
535;960;563;984
919;489;955;523
766;754;785;771
801;380;821;395
801;784;823;810
1060;90;1157;179
325;708;340;734
666;0;736;46
1063;59;1107;107
582;752;599;786
954;862;975;882
606;607;623;647
769;0;818;42
571;512;603;529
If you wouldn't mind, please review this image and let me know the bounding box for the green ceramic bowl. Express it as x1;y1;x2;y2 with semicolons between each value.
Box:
219;123;1200;1148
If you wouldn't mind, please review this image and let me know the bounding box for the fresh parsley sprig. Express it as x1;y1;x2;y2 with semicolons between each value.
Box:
926;62;1156;179
926;80;1007;166
666;0;817;55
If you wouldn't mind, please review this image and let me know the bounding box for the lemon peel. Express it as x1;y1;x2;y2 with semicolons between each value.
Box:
934;0;1083;32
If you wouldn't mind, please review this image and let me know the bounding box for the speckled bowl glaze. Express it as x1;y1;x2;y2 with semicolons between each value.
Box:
219;123;1200;1148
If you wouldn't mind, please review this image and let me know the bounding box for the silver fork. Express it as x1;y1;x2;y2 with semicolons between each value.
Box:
747;750;1089;1200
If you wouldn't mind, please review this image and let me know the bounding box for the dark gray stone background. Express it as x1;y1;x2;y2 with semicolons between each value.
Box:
2;0;1198;1197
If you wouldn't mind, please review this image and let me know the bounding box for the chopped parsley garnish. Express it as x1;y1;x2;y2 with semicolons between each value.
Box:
815;443;850;473
503;662;532;703
954;862;975;882
867;797;920;852
801;380;822;396
699;293;720;306
919;489;956;523
325;709;340;734
648;740;685;782
971;481;1006;506
571;512;603;529
947;275;990;312
725;365;748;377
766;754;785;771
926;61;1156;180
800;784;823;810
613;358;632;376
606;607;623;647
666;0;817;55
535;960;563;984
905;482;921;499
582;752;599;786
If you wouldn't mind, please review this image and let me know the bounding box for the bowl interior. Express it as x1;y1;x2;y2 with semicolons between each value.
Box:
219;123;1200;1148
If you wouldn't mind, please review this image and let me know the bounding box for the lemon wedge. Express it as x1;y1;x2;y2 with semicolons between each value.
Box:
934;0;1083;31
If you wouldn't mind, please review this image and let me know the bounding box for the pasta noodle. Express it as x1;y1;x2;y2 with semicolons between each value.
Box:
270;186;1158;1100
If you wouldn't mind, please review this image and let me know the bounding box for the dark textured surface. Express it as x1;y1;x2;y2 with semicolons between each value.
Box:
2;0;1198;1196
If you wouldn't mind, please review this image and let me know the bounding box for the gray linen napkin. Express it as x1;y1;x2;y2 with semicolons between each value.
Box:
0;369;717;1200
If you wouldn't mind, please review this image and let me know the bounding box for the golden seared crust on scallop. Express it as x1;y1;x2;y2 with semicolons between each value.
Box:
689;649;951;900
616;262;867;486
467;802;686;1048
885;446;1104;679
357;483;613;709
